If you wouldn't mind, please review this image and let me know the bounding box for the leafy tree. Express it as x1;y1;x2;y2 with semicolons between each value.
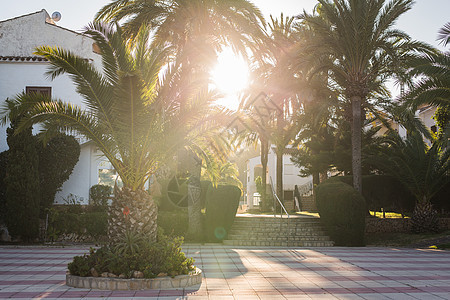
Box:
5;117;40;241
300;0;434;192
1;23;225;244
38;134;80;215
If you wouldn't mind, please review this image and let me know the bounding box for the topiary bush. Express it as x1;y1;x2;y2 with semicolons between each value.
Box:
205;185;241;242
89;184;112;208
157;210;189;237
67;232;195;278
315;180;366;246
38;134;80;216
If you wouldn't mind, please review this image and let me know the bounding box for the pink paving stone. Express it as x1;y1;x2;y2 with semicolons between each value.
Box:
158;289;184;296
134;290;160;297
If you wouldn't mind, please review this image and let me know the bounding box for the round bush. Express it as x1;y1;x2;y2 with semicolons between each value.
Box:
315;180;366;246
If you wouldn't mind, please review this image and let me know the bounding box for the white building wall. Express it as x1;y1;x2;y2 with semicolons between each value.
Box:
246;147;312;209
0;10;102;205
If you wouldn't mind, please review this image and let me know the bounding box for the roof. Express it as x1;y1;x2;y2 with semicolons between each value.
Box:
0;56;48;62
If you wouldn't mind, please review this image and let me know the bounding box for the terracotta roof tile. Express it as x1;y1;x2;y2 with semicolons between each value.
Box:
0;56;48;62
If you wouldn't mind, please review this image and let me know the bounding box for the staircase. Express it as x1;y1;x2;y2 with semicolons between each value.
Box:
223;216;334;247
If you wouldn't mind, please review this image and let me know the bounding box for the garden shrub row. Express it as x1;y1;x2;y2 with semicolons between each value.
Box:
156;179;241;242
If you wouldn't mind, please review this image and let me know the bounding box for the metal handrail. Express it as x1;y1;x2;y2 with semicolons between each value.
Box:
269;177;289;219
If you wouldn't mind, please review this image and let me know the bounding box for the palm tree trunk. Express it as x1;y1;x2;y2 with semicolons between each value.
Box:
108;186;158;244
179;150;203;240
351;95;362;193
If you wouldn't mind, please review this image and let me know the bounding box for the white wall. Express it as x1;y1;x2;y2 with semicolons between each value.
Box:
246;147;312;208
0;9;103;204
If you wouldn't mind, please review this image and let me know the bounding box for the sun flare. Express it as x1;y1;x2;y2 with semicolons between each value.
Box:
211;48;249;110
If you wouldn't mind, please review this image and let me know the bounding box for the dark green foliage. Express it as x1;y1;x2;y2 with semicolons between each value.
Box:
38;134;80;215
46;205;108;242
5;120;40;241
315;180;366;246
157;210;189;237
434;106;450;140
0;151;8;223
432;181;450;212
200;180;211;209
328;175;415;214
89;184;112;207
68;233;195;278
205;185;241;242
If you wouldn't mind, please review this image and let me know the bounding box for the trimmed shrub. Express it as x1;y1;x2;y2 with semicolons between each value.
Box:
0;151;8;223
38;134;80;215
205;185;241;242
327;175;415;214
5;120;40;242
89;184;112;208
158;210;189;237
315;180;366;246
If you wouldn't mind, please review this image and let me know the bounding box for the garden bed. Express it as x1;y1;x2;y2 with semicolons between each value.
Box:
66;267;202;290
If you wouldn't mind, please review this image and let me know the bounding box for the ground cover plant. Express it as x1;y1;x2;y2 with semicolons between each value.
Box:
68;232;194;279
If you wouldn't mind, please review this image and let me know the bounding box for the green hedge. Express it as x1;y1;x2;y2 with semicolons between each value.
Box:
205;185;241;242
315;180;366;246
327;175;415;214
157;210;189;237
46;206;107;242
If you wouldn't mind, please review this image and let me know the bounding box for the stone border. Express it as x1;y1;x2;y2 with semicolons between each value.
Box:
66;267;202;290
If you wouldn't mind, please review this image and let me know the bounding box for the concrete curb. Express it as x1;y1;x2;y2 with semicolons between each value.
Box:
66;267;202;290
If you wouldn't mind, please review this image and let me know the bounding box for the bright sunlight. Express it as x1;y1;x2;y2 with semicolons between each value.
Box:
211;47;249;110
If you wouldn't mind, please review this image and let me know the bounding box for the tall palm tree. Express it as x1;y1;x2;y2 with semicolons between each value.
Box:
299;0;434;192
1;23;227;244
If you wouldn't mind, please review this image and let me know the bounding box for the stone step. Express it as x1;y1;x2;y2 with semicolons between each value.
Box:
227;231;328;238
227;234;331;242
224;216;333;247
222;240;334;247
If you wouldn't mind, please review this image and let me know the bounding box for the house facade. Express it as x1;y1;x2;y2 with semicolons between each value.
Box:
0;10;108;204
245;146;312;210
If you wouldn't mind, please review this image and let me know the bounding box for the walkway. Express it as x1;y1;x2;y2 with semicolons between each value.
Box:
1;245;450;299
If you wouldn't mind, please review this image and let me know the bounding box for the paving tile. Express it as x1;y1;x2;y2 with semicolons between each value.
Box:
1;245;450;299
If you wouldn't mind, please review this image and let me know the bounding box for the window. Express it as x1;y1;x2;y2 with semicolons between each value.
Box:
26;86;51;96
98;160;123;189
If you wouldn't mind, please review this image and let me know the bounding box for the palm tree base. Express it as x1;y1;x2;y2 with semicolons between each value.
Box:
411;201;439;233
108;187;158;244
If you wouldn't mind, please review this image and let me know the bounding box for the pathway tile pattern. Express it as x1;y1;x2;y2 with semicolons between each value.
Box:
0;245;450;299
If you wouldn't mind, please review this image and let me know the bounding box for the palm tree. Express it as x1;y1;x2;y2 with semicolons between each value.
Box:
299;0;434;193
369;129;450;232
96;0;264;236
1;23;226;244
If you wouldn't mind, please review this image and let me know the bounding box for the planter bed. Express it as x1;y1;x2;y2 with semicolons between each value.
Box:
66;267;202;290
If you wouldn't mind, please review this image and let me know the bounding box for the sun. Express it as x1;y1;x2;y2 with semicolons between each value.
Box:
211;48;249;110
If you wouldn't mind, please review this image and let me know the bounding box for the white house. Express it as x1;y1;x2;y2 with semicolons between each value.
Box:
245;146;312;210
0;9;109;204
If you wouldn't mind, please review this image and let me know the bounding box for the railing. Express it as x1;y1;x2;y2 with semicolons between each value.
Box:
269;177;289;219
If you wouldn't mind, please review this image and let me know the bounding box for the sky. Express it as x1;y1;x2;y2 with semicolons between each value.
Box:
1;0;449;51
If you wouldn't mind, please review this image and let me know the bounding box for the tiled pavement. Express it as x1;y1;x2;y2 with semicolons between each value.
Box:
1;245;450;299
